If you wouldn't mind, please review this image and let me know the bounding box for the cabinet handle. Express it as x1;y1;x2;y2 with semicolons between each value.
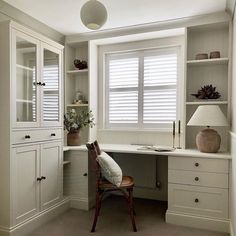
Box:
194;177;199;181
25;135;31;139
37;177;42;181
83;173;88;176
51;133;56;136
36;82;41;85
195;198;199;203
41;176;46;180
41;83;46;86
195;162;199;167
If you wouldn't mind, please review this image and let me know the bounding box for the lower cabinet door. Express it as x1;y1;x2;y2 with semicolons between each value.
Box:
40;141;62;210
12;145;40;224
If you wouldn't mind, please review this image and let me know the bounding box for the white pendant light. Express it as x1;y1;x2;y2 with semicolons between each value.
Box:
80;0;107;30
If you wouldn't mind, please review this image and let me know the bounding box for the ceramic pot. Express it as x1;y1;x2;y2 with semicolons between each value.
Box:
67;131;81;146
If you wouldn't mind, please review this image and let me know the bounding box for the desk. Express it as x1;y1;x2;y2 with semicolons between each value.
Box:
63;144;231;233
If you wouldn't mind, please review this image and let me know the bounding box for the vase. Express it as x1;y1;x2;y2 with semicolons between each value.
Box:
67;131;81;146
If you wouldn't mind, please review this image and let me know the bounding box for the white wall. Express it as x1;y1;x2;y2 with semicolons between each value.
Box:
0;0;64;43
230;3;236;235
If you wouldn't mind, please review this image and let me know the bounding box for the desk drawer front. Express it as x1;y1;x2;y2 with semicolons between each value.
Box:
168;184;228;218
12;129;62;144
168;170;228;188
168;156;228;173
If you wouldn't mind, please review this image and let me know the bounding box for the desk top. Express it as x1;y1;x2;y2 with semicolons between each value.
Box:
63;144;231;160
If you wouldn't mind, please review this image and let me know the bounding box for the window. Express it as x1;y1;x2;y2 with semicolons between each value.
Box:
105;47;180;130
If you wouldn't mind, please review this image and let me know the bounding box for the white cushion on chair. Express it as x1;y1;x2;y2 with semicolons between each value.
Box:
97;151;122;187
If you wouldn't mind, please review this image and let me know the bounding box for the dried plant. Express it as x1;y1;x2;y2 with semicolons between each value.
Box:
64;109;95;133
191;85;221;99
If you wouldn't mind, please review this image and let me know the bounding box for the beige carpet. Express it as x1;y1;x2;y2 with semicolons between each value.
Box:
29;196;229;236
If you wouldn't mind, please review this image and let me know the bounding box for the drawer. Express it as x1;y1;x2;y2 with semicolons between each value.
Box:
168;183;228;218
168;156;228;173
168;170;228;188
12;129;62;144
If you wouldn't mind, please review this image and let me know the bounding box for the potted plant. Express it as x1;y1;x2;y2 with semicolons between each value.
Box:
64;109;95;146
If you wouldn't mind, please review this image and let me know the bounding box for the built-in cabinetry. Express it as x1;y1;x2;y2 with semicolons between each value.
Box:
63;149;95;210
185;22;230;150
166;155;229;232
0;21;64;235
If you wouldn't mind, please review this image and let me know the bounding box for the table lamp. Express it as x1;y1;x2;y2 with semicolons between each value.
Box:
187;105;228;153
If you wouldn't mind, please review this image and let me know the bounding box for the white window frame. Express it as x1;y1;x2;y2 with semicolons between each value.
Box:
104;46;182;131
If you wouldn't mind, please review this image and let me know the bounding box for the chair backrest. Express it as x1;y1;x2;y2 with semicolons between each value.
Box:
86;141;102;184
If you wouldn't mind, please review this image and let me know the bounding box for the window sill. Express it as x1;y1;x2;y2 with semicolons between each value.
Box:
98;128;177;133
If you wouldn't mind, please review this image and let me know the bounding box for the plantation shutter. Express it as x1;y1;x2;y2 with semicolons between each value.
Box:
43;62;59;121
143;51;177;125
106;47;179;129
107;55;139;125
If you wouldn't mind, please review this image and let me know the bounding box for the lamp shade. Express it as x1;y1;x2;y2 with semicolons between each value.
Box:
187;105;228;127
80;0;107;30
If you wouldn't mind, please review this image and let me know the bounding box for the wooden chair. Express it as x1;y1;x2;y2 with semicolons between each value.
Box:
86;141;137;232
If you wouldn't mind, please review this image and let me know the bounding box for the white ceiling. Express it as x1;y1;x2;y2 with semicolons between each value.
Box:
3;0;227;35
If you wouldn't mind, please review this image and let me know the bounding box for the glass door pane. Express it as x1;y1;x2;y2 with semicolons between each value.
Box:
16;36;37;122
42;48;59;122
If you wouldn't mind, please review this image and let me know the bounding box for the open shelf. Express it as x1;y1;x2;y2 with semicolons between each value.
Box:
187;58;229;66
63;161;71;165
67;69;88;74
186;101;228;105
66;104;88;107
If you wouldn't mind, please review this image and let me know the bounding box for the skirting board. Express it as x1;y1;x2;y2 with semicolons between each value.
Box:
70;197;89;210
166;210;230;233
0;198;70;236
230;220;235;236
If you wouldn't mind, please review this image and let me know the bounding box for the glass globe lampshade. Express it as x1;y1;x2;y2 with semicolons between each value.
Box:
80;0;107;30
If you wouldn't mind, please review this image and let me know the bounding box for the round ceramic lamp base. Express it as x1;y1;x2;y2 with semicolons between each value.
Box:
196;128;221;153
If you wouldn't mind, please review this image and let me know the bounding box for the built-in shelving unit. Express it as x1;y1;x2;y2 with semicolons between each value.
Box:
185;22;230;151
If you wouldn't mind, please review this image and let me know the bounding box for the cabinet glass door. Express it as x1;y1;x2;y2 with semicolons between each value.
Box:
41;44;61;126
15;32;39;126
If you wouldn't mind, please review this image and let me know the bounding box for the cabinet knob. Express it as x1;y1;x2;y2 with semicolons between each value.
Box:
195;198;199;203
37;177;42;181
195;162;199;167
25;135;31;139
51;133;56;136
36;82;41;85
83;173;88;176
42;83;46;86
41;176;46;180
195;177;199;181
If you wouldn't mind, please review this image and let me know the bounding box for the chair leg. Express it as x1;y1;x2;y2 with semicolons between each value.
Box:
91;191;102;232
128;188;137;232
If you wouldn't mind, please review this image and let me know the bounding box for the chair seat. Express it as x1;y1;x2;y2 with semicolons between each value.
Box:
99;176;134;189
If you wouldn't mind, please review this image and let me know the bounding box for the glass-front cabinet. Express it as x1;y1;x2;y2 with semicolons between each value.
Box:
12;29;62;128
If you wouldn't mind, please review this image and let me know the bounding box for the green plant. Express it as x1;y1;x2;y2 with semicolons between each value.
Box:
191;85;221;99
64;109;95;133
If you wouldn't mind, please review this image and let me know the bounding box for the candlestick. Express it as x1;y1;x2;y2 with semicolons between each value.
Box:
173;121;175;148
177;120;181;149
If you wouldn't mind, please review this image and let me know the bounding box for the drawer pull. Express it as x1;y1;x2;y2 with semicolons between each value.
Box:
195;198;199;203
25;135;31;139
51;133;56;136
194;177;199;181
195;162;199;167
83;173;88;176
41;176;46;180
